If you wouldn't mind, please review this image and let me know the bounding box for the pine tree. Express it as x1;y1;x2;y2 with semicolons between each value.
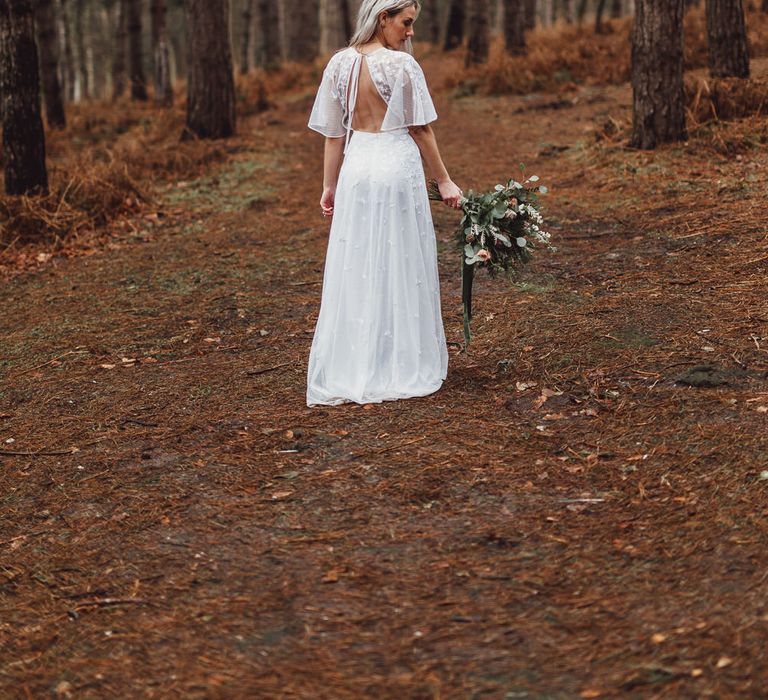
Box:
706;0;749;78
630;0;686;148
466;0;490;65
0;0;48;195
128;0;147;100
503;0;526;54
184;0;235;139
34;0;66;128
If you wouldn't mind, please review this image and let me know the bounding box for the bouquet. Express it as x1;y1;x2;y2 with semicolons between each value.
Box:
428;173;552;350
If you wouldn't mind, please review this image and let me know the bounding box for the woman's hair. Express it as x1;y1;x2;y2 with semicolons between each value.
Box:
349;0;421;50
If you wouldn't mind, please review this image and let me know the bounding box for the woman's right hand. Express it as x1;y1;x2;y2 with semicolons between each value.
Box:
438;179;463;209
320;187;335;219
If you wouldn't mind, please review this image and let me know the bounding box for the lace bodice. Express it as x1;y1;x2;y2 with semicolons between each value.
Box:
308;46;438;142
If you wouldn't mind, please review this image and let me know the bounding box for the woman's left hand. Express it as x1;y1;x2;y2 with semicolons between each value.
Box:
320;187;335;218
438;179;463;209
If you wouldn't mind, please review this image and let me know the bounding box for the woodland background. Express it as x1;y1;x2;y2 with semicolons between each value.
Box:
2;0;768;698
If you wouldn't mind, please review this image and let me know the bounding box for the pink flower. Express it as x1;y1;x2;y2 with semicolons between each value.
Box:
476;249;491;262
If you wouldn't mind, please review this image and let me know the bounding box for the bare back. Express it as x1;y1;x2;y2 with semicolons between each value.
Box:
349;58;388;133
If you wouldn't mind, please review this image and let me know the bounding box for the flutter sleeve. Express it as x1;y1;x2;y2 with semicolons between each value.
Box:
380;54;438;132
308;57;346;138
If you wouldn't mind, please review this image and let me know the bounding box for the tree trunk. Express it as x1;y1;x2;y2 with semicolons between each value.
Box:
503;0;526;54
762;0;768;12
0;0;48;195
611;0;623;16
184;0;235;139
320;0;346;53
340;0;352;40
239;0;253;73
630;0;686;149
595;0;608;31
418;0;441;44
56;0;75;101
706;0;749;77
71;0;89;99
524;0;536;28
285;0;318;62
127;0;147;99
466;0;490;65
442;0;465;50
112;0;127;99
34;0;66;128
576;0;589;22
254;0;280;68
151;0;172;104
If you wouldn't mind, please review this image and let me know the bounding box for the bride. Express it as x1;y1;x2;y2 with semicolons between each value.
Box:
306;0;463;407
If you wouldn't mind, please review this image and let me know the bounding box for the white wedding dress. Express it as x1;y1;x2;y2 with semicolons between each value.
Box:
306;46;448;407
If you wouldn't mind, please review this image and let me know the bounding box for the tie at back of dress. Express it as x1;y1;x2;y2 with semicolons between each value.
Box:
343;51;389;152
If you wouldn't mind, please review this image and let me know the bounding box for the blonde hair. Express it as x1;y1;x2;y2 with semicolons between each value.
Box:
349;0;421;50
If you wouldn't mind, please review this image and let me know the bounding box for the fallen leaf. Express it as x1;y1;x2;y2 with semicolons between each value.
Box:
716;656;733;669
271;491;293;500
533;388;563;410
99;364;116;369
691;668;703;677
651;633;667;644
516;381;538;391
120;357;137;364
203;337;221;343
756;406;768;413
580;690;603;698
321;569;339;583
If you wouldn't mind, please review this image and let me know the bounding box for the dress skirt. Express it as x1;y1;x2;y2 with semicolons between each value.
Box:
306;128;448;406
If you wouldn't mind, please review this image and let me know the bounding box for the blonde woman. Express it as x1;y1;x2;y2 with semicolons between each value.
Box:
306;0;462;407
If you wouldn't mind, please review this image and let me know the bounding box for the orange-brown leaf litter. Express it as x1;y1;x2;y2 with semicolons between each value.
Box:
2;20;768;700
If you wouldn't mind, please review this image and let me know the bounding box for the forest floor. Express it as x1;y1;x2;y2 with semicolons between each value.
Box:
2;51;768;699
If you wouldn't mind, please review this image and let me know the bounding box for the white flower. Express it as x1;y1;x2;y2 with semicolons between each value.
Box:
494;184;504;191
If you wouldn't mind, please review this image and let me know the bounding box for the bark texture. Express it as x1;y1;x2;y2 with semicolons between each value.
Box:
184;0;235;139
706;0;749;77
0;0;48;195
503;0;526;54
151;0;172;104
630;0;686;149
128;0;147;99
34;0;66;128
466;0;490;65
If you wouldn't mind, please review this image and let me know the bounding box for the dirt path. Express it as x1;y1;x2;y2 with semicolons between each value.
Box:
2;63;768;699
